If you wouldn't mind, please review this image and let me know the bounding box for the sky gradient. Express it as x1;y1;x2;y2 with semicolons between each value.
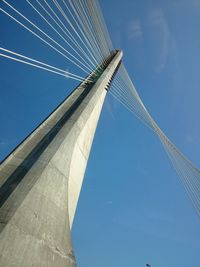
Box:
0;1;200;266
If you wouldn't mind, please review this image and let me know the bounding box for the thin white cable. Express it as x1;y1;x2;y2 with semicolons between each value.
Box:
86;0;110;57
35;0;97;68
0;8;91;76
0;53;83;81
0;47;85;79
111;64;200;217
67;0;104;63
46;0;101;65
2;0;90;73
26;0;94;72
73;0;105;60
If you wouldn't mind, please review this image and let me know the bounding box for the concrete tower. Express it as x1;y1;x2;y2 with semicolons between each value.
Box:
0;50;122;267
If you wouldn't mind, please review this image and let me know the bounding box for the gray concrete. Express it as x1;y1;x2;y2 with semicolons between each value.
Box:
0;50;122;267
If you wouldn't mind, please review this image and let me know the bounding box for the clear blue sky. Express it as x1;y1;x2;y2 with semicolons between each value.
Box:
0;1;200;266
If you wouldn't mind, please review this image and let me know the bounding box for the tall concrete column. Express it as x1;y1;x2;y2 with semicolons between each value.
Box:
0;50;122;267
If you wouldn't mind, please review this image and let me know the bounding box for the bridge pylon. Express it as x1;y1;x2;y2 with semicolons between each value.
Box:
0;50;122;267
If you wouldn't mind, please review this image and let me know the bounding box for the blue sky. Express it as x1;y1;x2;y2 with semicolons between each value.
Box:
1;0;200;266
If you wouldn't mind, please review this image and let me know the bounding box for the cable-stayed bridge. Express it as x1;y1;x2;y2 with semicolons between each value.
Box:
0;1;200;266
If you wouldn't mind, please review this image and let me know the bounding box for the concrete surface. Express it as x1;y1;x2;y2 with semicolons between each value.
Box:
0;50;122;267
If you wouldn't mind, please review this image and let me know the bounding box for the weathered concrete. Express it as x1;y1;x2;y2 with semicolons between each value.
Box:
0;50;122;267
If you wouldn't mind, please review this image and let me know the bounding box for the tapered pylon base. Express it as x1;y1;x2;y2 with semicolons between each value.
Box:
0;50;122;267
